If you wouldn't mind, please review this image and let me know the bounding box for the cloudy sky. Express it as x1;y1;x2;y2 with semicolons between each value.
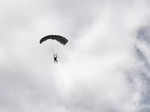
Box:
0;0;150;112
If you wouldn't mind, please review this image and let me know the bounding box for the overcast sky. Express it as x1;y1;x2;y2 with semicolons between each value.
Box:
0;0;150;112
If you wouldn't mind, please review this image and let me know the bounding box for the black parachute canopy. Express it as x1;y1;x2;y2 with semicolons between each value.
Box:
40;35;68;45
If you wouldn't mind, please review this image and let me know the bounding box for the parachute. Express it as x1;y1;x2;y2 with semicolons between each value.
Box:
40;35;68;45
39;35;68;63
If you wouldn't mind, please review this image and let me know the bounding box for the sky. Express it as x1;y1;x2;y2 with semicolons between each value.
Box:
0;0;150;112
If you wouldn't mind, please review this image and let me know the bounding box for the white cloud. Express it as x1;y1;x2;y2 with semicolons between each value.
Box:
0;0;150;112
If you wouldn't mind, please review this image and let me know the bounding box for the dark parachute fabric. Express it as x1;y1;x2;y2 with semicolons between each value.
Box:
40;35;68;45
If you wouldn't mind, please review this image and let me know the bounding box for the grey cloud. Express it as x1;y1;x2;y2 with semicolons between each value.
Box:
137;26;150;43
134;26;150;111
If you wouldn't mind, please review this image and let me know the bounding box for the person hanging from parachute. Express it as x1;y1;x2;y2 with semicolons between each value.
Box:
39;35;68;63
53;53;58;63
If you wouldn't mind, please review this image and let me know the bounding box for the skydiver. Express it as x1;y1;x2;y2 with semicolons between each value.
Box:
53;54;58;63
